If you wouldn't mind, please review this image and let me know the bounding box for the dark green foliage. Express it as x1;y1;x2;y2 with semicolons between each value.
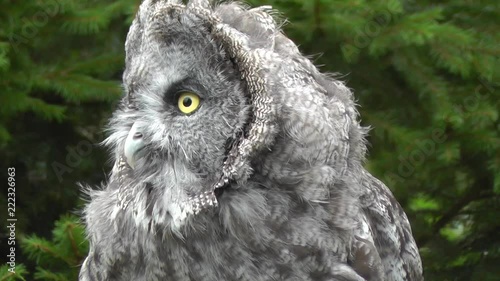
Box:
0;264;27;281
0;0;498;280
0;0;138;279
0;215;87;281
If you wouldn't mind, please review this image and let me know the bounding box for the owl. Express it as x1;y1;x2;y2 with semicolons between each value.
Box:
79;0;423;280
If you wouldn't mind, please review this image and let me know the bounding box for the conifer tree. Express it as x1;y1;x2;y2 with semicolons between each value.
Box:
1;0;497;280
0;0;139;278
1;215;87;281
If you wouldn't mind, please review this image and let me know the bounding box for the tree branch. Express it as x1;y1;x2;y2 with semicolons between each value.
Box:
417;190;494;247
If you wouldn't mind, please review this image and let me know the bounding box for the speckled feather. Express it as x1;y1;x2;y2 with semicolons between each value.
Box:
79;1;423;280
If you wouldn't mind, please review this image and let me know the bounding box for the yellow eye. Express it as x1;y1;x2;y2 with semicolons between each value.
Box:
177;92;200;114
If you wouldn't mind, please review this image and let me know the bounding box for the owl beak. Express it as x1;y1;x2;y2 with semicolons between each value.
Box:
124;122;145;169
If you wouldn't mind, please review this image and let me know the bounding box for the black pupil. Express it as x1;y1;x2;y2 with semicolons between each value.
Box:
182;97;192;107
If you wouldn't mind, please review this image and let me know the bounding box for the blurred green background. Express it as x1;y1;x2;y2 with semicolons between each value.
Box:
0;0;498;280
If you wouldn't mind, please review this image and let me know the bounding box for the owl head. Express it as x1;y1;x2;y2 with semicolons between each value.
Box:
104;0;367;234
